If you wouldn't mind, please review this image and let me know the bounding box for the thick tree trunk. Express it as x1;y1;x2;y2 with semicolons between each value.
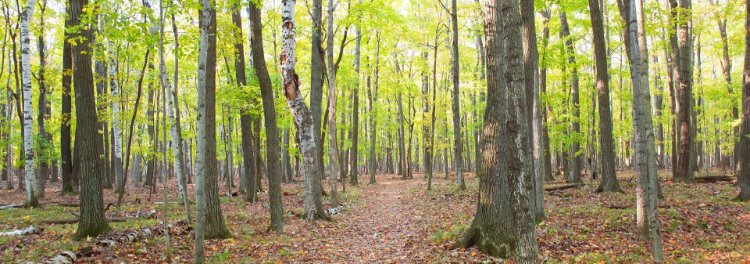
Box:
20;0;37;208
590;0;622;193
736;0;750;201
281;0;328;221
460;0;514;258
70;0;110;240
667;0;694;182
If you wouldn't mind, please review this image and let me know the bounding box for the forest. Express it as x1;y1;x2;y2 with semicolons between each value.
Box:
0;0;749;262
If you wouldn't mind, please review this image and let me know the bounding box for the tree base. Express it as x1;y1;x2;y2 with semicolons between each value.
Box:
457;225;513;258
74;223;111;241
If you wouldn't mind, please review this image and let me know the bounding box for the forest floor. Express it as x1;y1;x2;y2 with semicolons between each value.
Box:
1;169;750;263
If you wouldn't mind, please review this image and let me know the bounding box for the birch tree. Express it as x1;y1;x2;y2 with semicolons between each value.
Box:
281;0;328;221
20;0;37;208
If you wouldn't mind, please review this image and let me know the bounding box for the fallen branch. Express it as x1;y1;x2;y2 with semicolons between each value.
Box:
544;183;585;191
40;220;189;264
0;225;41;236
40;210;157;225
691;175;734;183
0;204;23;210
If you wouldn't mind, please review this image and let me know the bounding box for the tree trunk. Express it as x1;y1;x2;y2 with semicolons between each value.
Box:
590;0;622;193
195;0;231;254
450;0;465;191
667;0;694;182
70;0;110;240
36;1;50;198
20;0;38;208
539;9;554;182
325;0;340;206
736;0;750;201
520;0;544;222
619;0;665;261
281;0;328;221
249;0;284;231
559;12;582;184
368;35;380;185
422;51;433;190
61;2;74;194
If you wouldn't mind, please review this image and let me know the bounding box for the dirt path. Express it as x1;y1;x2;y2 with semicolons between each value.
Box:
299;175;439;263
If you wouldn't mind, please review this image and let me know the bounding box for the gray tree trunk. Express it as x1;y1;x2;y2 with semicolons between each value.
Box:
520;0;543;222
736;0;750;201
559;12;582;184
326;0;339;206
450;0;465;191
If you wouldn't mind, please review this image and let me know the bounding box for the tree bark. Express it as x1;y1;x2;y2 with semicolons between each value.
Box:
450;0;465;191
248;0;284;231
325;0;340;206
520;0;543;222
70;0;110;240
619;0;665;261
61;2;74;194
736;0;750;201
368;35;380;185
281;0;328;221
590;0;623;193
559;11;582;184
667;0;694;182
20;0;38;208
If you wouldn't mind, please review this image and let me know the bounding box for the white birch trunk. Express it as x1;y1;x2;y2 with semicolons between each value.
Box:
160;0;190;223
20;0;37;207
281;0;327;220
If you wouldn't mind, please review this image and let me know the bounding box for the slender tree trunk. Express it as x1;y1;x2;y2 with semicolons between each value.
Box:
737;0;750;201
325;0;340;206
450;0;465;191
619;0;665;261
590;0;622;193
539;9;554;182
249;0;284;231
70;0;110;240
368;35;381;185
281;0;328;221
560;12;582;184
422;51;433;190
61;2;74;194
36;1;50;198
520;0;543;222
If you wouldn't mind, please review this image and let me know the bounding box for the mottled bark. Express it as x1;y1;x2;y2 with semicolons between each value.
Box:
20;0;37;208
281;0;328;221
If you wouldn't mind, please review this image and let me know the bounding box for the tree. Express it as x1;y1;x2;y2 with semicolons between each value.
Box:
667;0;694;182
20;0;37;208
736;0;750;201
618;0;664;261
61;1;74;194
194;0;231;260
281;0;328;221
248;0;284;232
559;11;582;184
161;0;190;222
311;0;325;184
326;0;340;206
590;0;623;193
368;34;380;185
520;0;544;221
70;0;110;240
350;1;362;186
450;0;465;191
238;2;256;203
459;0;538;260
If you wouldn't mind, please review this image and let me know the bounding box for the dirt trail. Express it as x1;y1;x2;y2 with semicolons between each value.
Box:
299;175;438;263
